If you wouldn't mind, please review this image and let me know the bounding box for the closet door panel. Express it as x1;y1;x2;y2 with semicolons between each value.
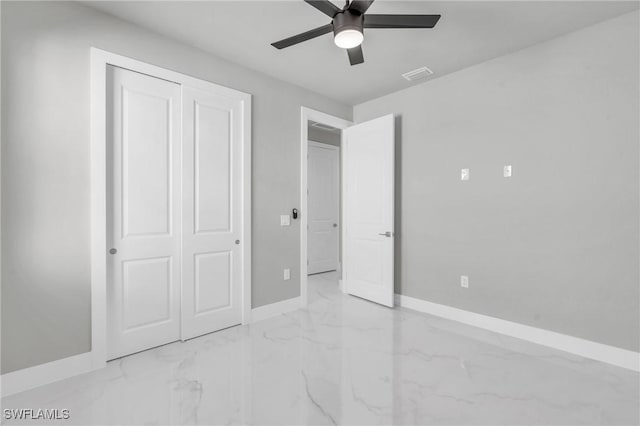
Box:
106;65;182;360
182;86;243;340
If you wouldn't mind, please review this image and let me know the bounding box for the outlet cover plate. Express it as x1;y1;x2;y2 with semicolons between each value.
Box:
504;165;512;178
461;168;470;181
460;275;469;288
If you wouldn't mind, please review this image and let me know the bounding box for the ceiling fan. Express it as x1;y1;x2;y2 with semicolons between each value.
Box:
271;0;441;66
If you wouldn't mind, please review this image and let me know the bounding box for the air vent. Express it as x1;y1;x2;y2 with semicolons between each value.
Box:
401;66;434;82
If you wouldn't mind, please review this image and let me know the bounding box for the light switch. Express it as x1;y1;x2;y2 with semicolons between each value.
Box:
504;165;512;178
461;168;470;181
280;215;291;226
284;268;291;280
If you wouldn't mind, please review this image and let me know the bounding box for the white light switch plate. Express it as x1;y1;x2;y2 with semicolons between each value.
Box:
460;275;469;288
280;215;291;226
504;165;512;178
284;268;290;280
461;168;469;181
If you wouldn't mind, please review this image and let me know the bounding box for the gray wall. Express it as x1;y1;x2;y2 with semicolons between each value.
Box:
0;1;351;373
354;11;640;351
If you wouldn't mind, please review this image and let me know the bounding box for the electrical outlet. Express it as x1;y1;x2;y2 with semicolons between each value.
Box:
461;168;470;181
504;165;512;178
280;215;291;226
284;268;290;280
460;275;469;288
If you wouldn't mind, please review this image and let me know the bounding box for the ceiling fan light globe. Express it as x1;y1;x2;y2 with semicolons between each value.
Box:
334;29;364;49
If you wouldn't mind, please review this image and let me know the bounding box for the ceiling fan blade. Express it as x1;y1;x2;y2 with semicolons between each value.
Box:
271;24;334;49
347;45;364;66
348;0;375;15
364;14;441;29
304;0;341;18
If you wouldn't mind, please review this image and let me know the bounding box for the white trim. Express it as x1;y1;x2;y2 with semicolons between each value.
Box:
90;48;108;371
251;297;301;323
395;294;640;372
91;48;252;363
300;107;351;307
242;99;253;325
0;1;4;400
1;352;94;397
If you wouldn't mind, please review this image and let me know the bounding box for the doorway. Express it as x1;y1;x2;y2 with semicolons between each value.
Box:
91;49;252;365
300;108;351;306
300;107;396;309
308;132;341;275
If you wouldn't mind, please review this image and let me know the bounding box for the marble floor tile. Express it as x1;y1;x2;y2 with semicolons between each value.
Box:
2;272;638;425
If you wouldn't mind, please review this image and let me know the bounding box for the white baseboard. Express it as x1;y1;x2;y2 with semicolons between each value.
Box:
395;294;640;372
4;296;635;398
1;351;95;397
251;296;300;323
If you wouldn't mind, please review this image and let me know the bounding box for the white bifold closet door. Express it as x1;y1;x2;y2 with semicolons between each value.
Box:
106;66;182;360
106;65;243;360
180;86;243;340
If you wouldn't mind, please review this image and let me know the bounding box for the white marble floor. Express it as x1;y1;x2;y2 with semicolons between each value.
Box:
2;272;638;425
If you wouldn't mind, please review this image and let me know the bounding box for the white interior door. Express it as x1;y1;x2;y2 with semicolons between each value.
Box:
342;114;395;307
181;85;244;340
308;141;340;275
106;65;182;360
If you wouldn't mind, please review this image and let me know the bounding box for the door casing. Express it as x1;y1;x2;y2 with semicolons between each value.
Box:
91;48;252;369
300;107;351;306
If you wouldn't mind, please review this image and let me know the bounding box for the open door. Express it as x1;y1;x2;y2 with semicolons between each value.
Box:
342;114;394;307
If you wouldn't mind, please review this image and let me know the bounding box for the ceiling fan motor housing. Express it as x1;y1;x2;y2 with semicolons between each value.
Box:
332;10;364;36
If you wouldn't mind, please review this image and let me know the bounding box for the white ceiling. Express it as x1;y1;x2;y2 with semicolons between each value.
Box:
85;1;639;105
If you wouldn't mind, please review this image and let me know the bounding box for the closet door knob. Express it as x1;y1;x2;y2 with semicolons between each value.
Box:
109;248;117;255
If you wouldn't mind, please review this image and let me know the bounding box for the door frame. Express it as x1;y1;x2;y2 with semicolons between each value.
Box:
90;48;252;369
307;141;340;275
300;107;351;307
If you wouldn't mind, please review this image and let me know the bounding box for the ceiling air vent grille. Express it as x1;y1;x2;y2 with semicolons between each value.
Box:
402;66;434;82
